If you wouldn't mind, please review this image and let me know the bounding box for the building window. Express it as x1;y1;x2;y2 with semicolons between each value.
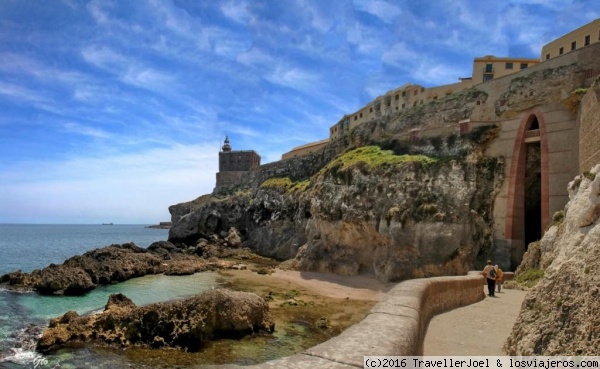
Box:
483;74;493;82
585;35;590;46
505;62;513;69
402;91;406;97
370;107;373;113
354;115;357;120
402;103;405;109
359;113;362;118
559;47;564;55
395;94;399;100
520;63;528;69
414;90;418;96
484;63;493;73
571;41;576;51
546;54;550;60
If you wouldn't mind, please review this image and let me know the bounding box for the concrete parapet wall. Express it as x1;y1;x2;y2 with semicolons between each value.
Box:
230;272;485;369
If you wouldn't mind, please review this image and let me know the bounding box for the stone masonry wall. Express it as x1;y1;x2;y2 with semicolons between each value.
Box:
233;272;485;368
214;139;346;195
579;79;600;173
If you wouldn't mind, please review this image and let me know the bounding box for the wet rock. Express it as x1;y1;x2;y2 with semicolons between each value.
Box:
0;243;165;295
37;289;275;353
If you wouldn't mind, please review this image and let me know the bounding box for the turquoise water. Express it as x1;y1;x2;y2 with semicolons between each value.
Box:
0;225;335;368
0;224;229;368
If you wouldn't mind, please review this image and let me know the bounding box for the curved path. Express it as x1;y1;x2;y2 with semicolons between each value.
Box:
424;286;528;355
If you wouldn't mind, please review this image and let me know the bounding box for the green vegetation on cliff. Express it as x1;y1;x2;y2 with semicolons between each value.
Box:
260;177;310;193
321;146;436;173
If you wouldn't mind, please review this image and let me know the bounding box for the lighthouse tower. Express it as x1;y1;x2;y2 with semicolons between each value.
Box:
215;136;261;191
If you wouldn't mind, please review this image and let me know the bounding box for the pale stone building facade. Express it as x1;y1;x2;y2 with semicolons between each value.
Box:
541;18;600;61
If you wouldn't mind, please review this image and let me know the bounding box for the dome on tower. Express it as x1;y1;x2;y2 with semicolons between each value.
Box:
222;136;232;152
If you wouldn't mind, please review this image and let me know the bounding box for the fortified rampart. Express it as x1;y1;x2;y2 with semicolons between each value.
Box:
579;78;600;172
212;42;600;271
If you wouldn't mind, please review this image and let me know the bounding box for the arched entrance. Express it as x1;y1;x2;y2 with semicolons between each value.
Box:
505;109;549;270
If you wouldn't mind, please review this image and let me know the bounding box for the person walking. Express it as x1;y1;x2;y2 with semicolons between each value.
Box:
482;260;496;297
495;265;504;293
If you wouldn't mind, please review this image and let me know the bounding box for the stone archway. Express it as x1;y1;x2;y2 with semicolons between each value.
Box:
505;109;550;270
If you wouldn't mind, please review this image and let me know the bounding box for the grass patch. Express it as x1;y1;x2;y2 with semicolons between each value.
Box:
516;268;544;288
260;177;310;193
583;171;596;181
322;146;436;174
551;210;565;226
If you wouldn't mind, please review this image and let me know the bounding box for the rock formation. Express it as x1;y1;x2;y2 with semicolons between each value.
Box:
0;243;162;295
0;240;260;295
505;164;600;354
169;133;504;282
37;289;275;353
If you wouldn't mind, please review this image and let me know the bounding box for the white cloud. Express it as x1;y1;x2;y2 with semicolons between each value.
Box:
237;47;274;66
353;0;402;24
122;66;174;90
266;65;320;91
81;45;127;70
381;42;419;68
346;22;384;54
221;1;250;24
86;0;110;24
62;122;112;139
0;143;219;223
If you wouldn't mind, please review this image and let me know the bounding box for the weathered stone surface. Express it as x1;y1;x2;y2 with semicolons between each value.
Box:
505;164;600;355
169;144;503;283
0;240;259;295
0;243;164;295
37;289;275;353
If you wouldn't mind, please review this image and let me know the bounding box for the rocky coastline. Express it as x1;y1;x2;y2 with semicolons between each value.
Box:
37;289;275;353
0;228;261;295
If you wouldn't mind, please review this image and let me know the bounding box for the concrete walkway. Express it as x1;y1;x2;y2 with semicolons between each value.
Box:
424;286;528;355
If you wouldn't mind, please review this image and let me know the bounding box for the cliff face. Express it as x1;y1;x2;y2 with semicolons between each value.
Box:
505;164;600;355
169;138;503;282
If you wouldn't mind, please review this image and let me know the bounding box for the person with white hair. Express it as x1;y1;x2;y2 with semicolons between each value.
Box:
495;265;504;293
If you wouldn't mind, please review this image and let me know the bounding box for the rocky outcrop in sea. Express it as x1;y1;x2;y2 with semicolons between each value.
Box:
505;164;600;354
0;233;258;295
36;288;275;353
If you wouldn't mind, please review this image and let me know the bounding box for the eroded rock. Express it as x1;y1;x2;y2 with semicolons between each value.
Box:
37;289;275;353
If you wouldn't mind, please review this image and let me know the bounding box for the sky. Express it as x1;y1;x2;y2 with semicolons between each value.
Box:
0;0;598;224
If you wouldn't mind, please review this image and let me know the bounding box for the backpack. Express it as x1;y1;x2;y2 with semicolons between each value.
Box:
489;267;497;279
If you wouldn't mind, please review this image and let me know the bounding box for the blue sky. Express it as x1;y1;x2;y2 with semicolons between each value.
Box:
0;0;597;224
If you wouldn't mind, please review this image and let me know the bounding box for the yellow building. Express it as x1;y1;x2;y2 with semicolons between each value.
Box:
281;139;329;160
541;18;600;61
471;56;539;85
329;79;474;140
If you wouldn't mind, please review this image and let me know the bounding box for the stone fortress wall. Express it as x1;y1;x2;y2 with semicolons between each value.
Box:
579;78;600;173
214;21;600;271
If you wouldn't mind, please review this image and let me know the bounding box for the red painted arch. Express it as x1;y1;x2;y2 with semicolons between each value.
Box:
505;108;550;250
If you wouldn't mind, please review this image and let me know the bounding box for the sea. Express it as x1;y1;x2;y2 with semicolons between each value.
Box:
0;225;324;369
0;224;224;369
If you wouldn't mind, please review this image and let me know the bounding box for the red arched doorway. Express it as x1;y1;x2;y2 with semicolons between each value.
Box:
505;109;549;270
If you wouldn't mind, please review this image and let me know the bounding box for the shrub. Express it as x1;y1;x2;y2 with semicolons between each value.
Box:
516;268;544;288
